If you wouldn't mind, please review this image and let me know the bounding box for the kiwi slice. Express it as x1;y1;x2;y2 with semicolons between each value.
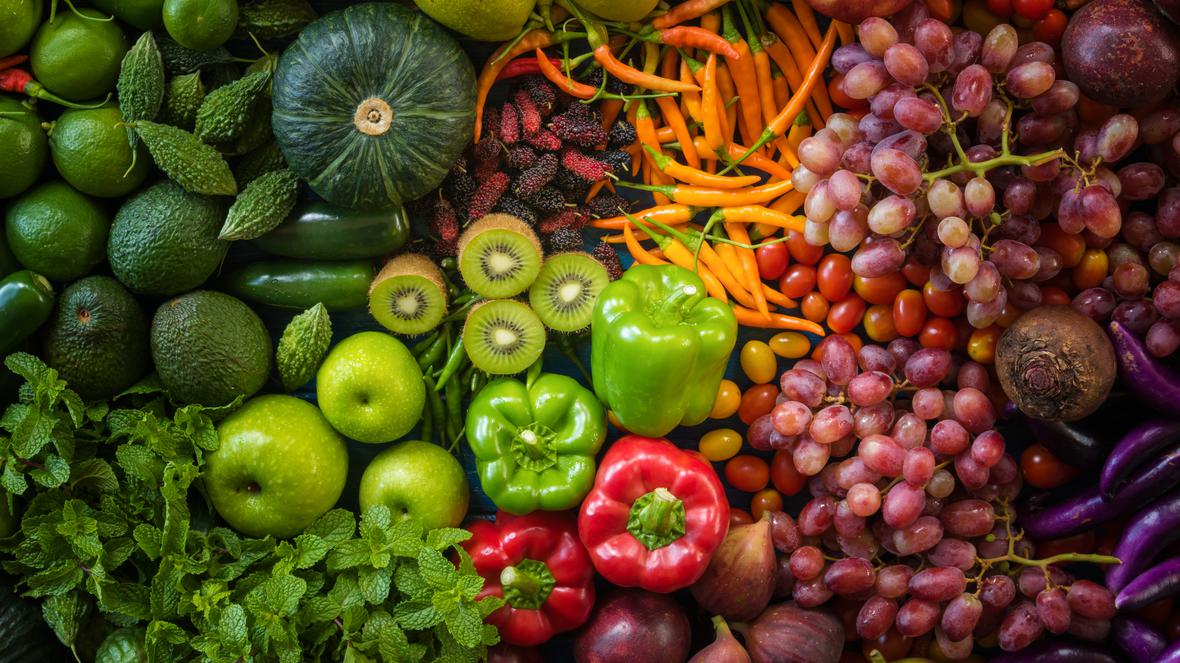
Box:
457;213;543;299
528;252;610;332
463;300;546;375
368;253;448;335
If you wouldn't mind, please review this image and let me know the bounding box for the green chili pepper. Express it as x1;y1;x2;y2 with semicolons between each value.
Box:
434;338;467;392
416;334;448;371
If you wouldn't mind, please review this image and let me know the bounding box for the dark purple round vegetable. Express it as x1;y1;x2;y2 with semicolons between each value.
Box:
744;602;843;663
1155;0;1180;23
802;0;913;24
986;637;1121;662
1101;420;1180;498
996;306;1116;421
1110;321;1180;416
1022;415;1110;469
1062;0;1180;107
573;590;691;663
1107;489;1180;592
1162;637;1180;663
1112;615;1167;663
1116;555;1180;610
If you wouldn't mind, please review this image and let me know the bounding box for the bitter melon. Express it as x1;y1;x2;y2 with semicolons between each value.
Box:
161;72;205;130
117;31;164;151
195;70;271;145
219;169;300;241
155;32;235;74
276;302;332;391
234;139;287;187
130;121;237;196
234;0;317;40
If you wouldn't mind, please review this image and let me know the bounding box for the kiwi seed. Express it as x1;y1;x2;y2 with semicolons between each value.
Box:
368;253;448;335
528;252;610;332
462;299;546;375
457;213;543;299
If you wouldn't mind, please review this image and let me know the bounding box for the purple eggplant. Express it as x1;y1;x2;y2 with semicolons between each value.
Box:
1021;451;1180;539
985;637;1121;662
1163;637;1180;663
1116;555;1180;611
1112;615;1167;663
1107;489;1180;592
1110;321;1180;417
1101;420;1180;499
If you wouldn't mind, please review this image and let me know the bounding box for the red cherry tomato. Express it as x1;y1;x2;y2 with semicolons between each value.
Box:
827;293;866;335
780;264;818;298
729;508;754;525
854;272;907;305
750;489;784;520
892;288;927;337
738;384;780;424
902;258;931;288
771;449;806;495
922;281;965;317
1012;0;1052;19
818;254;854;302
919;316;957;349
787;230;823;265
756;242;790;281
986;0;1013;17
726;455;771;493
1033;8;1067;44
1021;443;1078;489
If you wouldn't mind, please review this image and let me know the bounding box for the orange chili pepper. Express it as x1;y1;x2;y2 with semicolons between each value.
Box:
772;68;789;109
770;190;806;215
534;49;597;99
700;11;722;38
623;223;669;265
589;203;696;230
765;3;833;120
600;98;624;133
790;0;825;51
593;45;699;93
652;0;732;29
724;223;771;320
692;138;794;181
584;179;609;203
648;232;730;302
716;62;740;144
719;205;806;232
476;30;556;141
658;49;700;169
657;27;739;59
721;6;761;147
699;53;724;151
627;177;794;207
761;33;824;135
679;60;704;124
637;217;756;307
643;145;761;188
732;305;826;335
835;21;855;46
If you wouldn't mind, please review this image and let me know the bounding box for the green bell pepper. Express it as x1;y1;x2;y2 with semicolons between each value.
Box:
591;264;738;438
466;371;607;515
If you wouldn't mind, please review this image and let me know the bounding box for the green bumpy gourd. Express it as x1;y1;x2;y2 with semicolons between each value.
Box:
276;302;331;391
130;120;237;196
155;33;234;74
219;168;300;240
234;0;318;39
117;31;164;147
195;70;271;145
161;71;205;130
234;139;285;187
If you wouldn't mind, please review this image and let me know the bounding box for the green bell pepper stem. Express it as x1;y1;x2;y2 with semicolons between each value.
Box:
627;487;687;550
499;559;556;610
434;338;467;392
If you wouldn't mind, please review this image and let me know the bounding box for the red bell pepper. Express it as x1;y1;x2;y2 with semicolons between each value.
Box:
464;510;595;646
578;435;730;593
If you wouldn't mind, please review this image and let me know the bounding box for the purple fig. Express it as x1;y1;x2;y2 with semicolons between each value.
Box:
690;513;777;621
689;617;751;663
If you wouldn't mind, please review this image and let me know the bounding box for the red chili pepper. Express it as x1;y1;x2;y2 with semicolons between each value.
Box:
0;68;106;109
0;55;29;73
578;435;730;593
657;27;740;60
464;510;596;647
496;55;565;82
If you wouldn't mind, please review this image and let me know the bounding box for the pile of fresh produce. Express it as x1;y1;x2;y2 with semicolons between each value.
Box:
5;0;1180;661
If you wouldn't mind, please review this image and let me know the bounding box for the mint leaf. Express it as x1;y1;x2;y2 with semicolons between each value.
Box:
5;352;46;382
29;454;70;488
306;508;356;546
68;458;118;494
134;524;162;560
25;561;84;598
115;373;165;399
394;599;442;631
417;548;457;589
41;590;88;652
357;565;392;604
443;602;485;649
100;582;151;621
219;603;249;652
1;460;27;495
426;527;471;551
294;533;329;569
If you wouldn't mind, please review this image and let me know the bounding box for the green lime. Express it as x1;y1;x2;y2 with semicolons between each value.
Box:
0;0;42;57
49;105;149;198
0;95;47;199
163;0;239;51
30;8;128;102
90;0;165;30
5;181;110;282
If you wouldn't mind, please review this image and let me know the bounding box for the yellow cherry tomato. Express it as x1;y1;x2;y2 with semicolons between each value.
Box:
1072;248;1109;290
967;325;1002;364
863;303;899;343
709;379;741;419
699;428;743;462
740;340;778;384
997;302;1024;328
768;331;811;358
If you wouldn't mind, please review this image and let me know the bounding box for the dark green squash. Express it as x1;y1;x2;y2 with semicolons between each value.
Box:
271;3;475;211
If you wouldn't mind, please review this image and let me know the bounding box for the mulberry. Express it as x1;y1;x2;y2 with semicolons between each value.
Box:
586;192;631;218
482;107;501;142
527;186;566;215
468;171;511;222
474;154;502;183
539;208;582;235
584;68;633;96
506;145;538;171
561;146;611;183
526;128;563;151
443;171;477;211
431;197;460;243
599;149;633;174
550;112;607;148
607;120;638;149
522;76;557;115
513;153;558;198
474;135;500;162
592;241;624;280
500;103;522;144
494;194;538;226
513;88;543;135
545;227;584;253
553;169;593;197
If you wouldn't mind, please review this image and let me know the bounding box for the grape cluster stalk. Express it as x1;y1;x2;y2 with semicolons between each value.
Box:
749;334;1119;657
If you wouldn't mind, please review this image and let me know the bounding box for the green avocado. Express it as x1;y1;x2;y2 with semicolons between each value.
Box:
150;290;271;406
107;180;229;296
43;276;149;401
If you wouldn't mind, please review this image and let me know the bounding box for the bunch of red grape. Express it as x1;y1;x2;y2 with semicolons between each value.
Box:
749;334;1118;657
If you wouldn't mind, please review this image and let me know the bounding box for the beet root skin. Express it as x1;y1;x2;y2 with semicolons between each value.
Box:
1062;0;1180;107
995;305;1116;422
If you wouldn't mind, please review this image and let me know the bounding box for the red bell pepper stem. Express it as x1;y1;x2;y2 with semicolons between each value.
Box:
656;27;740;60
0;69;109;109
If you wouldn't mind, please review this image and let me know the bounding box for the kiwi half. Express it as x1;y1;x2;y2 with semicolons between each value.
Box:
457;213;543;299
463;300;546;375
528;252;610;332
368;253;447;335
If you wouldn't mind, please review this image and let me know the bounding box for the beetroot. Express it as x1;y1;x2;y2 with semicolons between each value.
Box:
803;0;913;24
1062;0;1180;107
573;590;691;663
1157;0;1180;23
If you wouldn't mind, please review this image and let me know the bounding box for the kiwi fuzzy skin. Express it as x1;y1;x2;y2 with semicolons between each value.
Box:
457;213;543;259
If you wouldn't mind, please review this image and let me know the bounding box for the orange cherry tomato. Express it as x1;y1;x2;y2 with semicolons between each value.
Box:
699;428;743;461
828;73;867;111
1078;94;1118;126
1035;531;1096;559
750;489;784;520
1032;8;1067;44
1021;443;1078;489
902;259;931;287
922;281;965;317
787;230;823;265
863;304;898;342
854;272;907;305
997;302;1024;328
1072;249;1109;290
741;340;778;384
730;508;754;525
827;293;866;335
726;455;771;493
818;254;854;302
967;325;1002;364
801;292;830;323
780;264;818;298
771;449;807;495
710;379;742;419
738;384;779;424
840;333;864;354
892;288;928;337
769;331;811;358
919;316;957;349
1040;286;1071;306
1038;223;1085;268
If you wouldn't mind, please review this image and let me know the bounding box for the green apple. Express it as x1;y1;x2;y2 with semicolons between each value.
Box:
316;331;425;444
359;440;469;530
578;0;658;21
414;0;534;41
206;395;348;538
